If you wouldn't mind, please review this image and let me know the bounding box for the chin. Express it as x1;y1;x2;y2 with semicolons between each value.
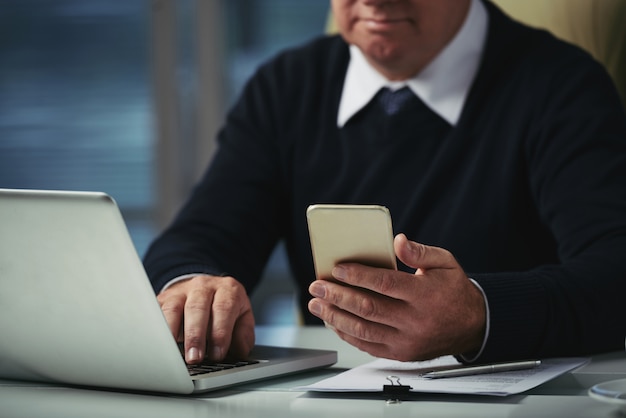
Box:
364;41;406;66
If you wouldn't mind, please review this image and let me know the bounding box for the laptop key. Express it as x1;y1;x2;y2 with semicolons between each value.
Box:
187;359;260;376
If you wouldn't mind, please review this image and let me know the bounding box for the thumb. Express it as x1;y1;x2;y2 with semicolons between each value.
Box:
394;233;457;271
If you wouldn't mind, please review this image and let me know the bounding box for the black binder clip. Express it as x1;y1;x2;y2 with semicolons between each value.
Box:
383;375;412;404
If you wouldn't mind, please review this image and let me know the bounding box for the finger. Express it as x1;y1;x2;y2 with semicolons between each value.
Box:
331;263;418;302
308;297;412;360
394;233;457;271
208;280;250;361
209;292;235;361
157;292;184;342
309;279;397;326
228;311;256;359
308;297;392;344
183;288;214;363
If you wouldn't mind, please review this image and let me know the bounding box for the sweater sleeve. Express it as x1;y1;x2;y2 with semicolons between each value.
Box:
143;55;290;294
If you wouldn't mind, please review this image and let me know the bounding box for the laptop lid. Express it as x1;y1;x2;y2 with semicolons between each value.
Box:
0;188;336;394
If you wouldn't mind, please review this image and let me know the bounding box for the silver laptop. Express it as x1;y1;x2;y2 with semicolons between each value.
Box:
0;188;336;394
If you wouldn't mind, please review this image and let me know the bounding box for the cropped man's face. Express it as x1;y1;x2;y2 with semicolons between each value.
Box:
331;0;471;79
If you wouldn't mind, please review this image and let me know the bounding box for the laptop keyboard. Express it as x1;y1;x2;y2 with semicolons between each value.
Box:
187;359;260;376
177;344;260;376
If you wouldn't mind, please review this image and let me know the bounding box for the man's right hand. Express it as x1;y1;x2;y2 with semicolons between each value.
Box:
156;274;255;364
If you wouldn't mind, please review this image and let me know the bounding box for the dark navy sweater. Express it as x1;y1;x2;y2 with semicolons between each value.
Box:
144;2;626;362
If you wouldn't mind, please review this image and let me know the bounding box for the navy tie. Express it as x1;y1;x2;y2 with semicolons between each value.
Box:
377;86;415;115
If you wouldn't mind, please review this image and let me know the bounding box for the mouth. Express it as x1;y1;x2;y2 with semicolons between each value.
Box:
361;17;411;32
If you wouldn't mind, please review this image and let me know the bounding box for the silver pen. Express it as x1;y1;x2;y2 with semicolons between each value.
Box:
422;360;541;379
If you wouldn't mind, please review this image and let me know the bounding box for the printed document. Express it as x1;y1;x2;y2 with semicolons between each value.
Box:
299;356;588;396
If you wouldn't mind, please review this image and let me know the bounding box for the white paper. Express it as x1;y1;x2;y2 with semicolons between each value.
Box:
298;356;589;396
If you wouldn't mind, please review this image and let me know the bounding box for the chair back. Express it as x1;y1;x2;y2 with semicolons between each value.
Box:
491;0;626;105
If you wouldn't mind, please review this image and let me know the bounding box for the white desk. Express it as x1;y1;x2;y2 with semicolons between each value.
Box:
1;326;625;417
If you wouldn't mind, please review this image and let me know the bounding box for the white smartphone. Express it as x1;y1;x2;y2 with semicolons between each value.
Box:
306;204;397;280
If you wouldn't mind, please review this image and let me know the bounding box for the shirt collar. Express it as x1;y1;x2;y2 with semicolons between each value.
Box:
337;0;488;128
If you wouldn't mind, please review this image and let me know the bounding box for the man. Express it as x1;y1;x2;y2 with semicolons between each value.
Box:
144;0;626;365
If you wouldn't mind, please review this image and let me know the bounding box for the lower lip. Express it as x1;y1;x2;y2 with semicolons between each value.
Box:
363;19;408;32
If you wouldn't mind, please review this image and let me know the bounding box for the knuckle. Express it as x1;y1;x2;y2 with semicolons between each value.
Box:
212;296;236;314
327;285;344;306
157;289;182;304
184;316;207;337
351;320;370;341
183;292;212;315
415;243;428;256
410;242;428;259
160;300;184;316
356;295;376;318
211;327;230;346
324;305;337;325
220;276;244;291
185;332;204;344
376;270;397;295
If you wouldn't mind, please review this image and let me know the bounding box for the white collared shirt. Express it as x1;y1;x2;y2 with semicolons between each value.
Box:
337;0;488;128
337;0;490;362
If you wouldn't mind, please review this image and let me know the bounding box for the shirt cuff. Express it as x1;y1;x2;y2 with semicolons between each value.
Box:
457;278;491;363
160;273;202;293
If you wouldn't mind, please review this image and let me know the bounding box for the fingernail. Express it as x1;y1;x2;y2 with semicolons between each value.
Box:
187;347;201;362
309;281;326;298
332;265;347;280
308;299;322;315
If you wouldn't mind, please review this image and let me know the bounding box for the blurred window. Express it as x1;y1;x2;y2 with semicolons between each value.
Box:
223;0;329;104
0;0;327;263
0;0;154;253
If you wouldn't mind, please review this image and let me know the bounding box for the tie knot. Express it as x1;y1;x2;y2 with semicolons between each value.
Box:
377;87;414;115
